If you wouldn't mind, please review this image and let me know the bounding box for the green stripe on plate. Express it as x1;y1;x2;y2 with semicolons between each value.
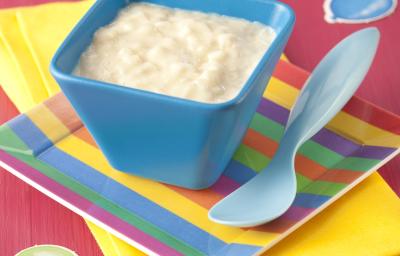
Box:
2;126;203;256
298;141;344;168
333;157;380;171
296;173;312;191
249;113;284;142
300;180;347;196
233;144;271;172
0;124;32;155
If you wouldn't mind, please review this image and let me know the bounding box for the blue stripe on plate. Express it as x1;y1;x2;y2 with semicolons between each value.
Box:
292;193;330;208
38;146;228;254
223;161;256;185
8;115;52;156
215;243;261;256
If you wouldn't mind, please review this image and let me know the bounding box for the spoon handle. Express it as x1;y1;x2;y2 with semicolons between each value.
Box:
284;28;380;147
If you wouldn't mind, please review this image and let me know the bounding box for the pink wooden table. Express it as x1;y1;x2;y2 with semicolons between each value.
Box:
0;1;399;255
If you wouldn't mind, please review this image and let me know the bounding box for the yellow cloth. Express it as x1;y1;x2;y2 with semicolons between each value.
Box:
0;0;94;112
85;220;146;256
0;1;399;255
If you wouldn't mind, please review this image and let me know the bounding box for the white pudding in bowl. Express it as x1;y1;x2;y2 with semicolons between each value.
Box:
74;2;276;103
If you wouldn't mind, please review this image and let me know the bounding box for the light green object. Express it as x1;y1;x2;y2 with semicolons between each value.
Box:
16;245;78;256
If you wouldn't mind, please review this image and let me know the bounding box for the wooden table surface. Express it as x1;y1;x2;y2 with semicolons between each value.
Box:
0;1;399;255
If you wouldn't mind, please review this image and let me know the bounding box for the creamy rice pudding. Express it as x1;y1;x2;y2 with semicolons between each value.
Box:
74;3;276;103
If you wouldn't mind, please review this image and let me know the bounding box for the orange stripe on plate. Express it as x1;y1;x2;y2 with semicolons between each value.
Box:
273;60;308;90
318;169;364;184
243;129;278;158
74;127;98;147
44;93;82;133
295;155;327;180
164;185;223;209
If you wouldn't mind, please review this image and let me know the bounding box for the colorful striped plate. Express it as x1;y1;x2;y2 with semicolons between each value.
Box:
0;60;399;256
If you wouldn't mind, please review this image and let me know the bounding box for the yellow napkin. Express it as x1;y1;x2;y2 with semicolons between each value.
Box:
268;173;400;256
0;1;399;255
0;0;94;113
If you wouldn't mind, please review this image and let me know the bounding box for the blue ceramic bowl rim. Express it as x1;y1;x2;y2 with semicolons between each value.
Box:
50;0;295;110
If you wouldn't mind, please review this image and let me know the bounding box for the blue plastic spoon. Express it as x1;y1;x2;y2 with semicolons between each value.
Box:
209;28;380;227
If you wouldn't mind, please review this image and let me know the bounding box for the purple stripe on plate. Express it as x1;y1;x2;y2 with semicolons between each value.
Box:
0;150;182;256
257;98;396;159
312;129;359;156
257;98;289;125
351;145;396;159
313;129;396;159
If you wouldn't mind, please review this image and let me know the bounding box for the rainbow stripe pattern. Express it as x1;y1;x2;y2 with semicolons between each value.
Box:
1;60;399;255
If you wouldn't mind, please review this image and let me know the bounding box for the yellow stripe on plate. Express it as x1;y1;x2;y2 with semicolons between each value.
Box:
263;77;400;148
234;230;277;246
328;112;400;147
264;77;299;109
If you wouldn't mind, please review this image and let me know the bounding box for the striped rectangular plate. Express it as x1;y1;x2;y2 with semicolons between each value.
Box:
0;60;399;256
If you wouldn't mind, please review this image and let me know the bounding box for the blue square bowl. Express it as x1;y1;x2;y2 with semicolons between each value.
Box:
50;0;295;189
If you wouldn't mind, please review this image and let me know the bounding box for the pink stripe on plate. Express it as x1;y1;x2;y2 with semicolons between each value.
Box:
0;150;182;256
280;206;314;222
211;175;242;196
